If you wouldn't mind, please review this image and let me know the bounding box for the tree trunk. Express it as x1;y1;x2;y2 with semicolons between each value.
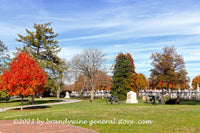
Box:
6;96;10;103
167;83;169;90
80;89;83;99
90;78;95;103
90;86;94;102
31;95;34;105
21;95;24;111
57;87;60;99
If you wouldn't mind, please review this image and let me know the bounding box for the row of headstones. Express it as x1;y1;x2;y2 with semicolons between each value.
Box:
139;89;200;93
126;90;200;104
65;90;138;104
65;90;112;98
138;90;200;100
139;84;200;93
66;90;199;103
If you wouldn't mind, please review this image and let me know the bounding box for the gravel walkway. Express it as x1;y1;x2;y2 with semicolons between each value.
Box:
0;99;82;112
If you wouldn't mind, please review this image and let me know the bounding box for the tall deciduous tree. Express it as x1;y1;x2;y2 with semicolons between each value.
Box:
150;46;189;90
72;49;105;102
136;73;148;90
0;40;10;74
95;71;112;91
0;51;47;110
192;76;200;90
72;71;111;99
111;53;137;100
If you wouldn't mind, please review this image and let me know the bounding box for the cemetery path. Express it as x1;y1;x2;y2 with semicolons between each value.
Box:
0;120;99;133
0;99;99;133
0;99;82;112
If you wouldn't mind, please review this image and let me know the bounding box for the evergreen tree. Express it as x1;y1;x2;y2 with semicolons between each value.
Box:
16;22;67;98
52;58;68;98
111;53;137;100
127;53;138;93
0;40;10;73
16;22;59;66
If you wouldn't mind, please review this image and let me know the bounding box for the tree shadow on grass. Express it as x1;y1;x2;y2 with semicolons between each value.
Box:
12;106;51;111
179;100;200;105
34;100;62;104
0;99;29;103
164;99;200;105
0;99;62;104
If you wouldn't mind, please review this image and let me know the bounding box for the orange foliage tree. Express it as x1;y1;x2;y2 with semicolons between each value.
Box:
0;51;47;110
149;80;189;90
135;73;148;90
192;76;200;90
150;46;190;90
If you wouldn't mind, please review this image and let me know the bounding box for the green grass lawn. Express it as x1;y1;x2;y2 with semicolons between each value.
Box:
0;99;62;108
0;99;199;133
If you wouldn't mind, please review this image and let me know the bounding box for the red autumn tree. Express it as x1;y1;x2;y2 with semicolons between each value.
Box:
0;51;47;110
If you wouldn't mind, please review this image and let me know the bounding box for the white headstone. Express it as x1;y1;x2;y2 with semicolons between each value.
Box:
65;92;70;98
126;91;138;104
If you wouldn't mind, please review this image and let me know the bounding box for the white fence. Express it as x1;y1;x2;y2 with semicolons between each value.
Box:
69;90;111;98
138;89;200;100
68;89;200;100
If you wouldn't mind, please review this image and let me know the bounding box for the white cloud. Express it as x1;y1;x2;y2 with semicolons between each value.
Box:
58;46;83;61
1;0;200;84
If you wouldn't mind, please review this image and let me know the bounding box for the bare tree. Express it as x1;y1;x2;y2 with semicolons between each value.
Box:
64;62;74;91
72;70;111;99
72;49;105;102
72;73;89;99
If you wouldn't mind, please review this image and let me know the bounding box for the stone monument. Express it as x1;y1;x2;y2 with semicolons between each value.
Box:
65;92;70;98
197;84;200;92
126;91;138;104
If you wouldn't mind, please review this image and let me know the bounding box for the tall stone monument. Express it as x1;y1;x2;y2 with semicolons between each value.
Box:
126;91;138;104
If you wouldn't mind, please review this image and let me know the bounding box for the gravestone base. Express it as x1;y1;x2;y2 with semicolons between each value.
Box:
126;99;138;103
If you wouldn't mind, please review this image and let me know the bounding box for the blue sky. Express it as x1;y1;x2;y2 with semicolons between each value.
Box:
1;0;200;86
